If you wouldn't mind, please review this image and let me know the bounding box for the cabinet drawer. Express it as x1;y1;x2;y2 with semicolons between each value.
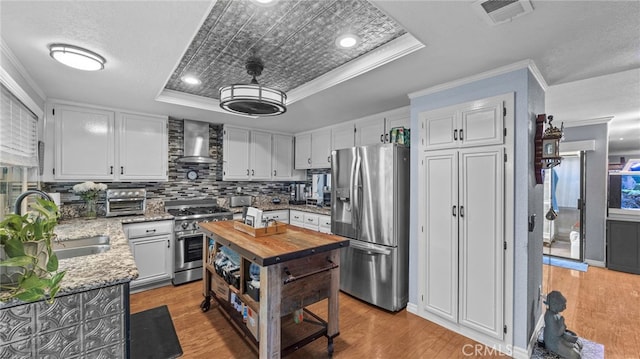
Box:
289;210;304;224
319;215;331;228
125;220;173;239
303;213;319;226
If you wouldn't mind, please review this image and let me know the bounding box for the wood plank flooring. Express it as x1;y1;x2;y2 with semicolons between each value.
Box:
130;265;640;358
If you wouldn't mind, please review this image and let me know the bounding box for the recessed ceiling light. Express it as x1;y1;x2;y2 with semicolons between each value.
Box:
251;0;278;6
335;33;359;49
619;137;624;141
49;44;105;71
181;76;201;85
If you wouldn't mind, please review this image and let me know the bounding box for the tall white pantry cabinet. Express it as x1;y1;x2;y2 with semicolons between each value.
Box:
417;93;513;350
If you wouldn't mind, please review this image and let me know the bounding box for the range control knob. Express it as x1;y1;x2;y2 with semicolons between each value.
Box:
181;222;189;230
192;222;199;230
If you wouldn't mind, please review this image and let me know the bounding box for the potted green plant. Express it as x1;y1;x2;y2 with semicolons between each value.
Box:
0;199;66;303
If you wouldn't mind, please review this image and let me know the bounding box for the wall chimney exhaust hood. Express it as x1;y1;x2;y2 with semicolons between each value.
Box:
176;120;215;164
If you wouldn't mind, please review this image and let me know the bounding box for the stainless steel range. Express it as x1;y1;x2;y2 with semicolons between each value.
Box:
165;199;233;285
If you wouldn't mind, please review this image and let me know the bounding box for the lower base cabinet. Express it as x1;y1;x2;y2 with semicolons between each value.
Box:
123;220;174;290
607;219;640;274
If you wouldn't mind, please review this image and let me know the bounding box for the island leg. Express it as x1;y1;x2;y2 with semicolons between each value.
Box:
260;262;282;358
327;249;340;354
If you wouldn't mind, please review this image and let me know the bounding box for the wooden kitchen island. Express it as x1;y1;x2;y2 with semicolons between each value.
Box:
198;221;349;358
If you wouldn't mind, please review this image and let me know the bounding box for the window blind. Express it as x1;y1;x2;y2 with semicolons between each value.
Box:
0;84;38;167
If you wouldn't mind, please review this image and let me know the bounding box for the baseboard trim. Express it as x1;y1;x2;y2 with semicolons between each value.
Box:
585;259;605;268
406;302;418;315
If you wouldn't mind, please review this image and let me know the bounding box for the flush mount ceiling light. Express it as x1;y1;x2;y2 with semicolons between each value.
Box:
250;0;278;6
219;56;286;116
335;33;360;49
48;43;106;71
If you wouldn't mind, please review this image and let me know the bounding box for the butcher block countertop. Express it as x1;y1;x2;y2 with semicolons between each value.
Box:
198;221;349;266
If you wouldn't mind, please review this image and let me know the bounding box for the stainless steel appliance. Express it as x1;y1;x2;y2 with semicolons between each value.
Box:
165;199;233;285
289;183;306;204
106;188;146;217
331;143;410;311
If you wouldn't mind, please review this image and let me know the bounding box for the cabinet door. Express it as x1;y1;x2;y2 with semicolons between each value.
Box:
385;115;410;134
294;133;311;169
355;118;385;146
459;96;504;148
223;127;250;180
318;214;332;234
310;129;331;168
118;113;167;181
419;108;456;151
250;130;272;180
420;150;458;322
607;220;640;274
289;210;305;227
458;146;504;340
331;123;355;151
54;104;115;180
129;234;172;287
272;134;294;179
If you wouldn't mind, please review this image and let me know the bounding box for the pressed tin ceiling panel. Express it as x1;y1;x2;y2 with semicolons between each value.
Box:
164;0;407;100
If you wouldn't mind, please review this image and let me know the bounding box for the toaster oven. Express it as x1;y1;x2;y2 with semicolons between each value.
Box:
106;188;146;217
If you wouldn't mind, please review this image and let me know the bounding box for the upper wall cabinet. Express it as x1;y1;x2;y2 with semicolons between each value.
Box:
295;129;331;169
331;123;355;152
48;103;167;182
223;125;302;181
419;94;506;151
355;107;409;146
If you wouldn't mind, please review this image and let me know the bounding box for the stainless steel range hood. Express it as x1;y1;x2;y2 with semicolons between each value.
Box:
176;120;215;164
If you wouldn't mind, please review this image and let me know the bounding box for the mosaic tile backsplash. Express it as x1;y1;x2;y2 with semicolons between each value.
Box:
43;118;328;215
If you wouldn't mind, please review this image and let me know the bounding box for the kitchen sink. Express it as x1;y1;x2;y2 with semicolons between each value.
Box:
53;235;111;259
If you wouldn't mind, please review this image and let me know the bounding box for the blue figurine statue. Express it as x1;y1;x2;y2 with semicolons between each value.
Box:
543;291;583;359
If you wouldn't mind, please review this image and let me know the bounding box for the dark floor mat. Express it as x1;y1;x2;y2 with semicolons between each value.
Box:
130;305;183;359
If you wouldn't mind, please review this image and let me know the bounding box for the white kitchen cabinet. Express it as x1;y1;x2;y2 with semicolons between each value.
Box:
331;123;355;151
263;209;289;224
294;133;312;169
54;104;115;180
310;129;331;168
118;112;168;181
289;209;305;228
295;129;332;169
318;214;331;234
272;134;305;180
223;126;251;180
419;94;506;151
355;107;409;146
224;126;301;181
49;103;167;181
417;94;513;347
124;220;174;290
250;130;272;180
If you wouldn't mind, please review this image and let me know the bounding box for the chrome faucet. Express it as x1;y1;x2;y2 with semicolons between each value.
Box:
13;189;53;215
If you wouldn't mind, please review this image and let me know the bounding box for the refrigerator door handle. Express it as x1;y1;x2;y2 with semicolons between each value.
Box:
353;152;362;232
349;240;391;255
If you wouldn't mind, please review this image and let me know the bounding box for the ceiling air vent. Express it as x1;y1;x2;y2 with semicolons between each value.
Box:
473;0;533;25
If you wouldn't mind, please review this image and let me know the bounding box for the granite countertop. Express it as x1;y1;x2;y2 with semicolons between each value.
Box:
227;203;331;216
0;213;174;309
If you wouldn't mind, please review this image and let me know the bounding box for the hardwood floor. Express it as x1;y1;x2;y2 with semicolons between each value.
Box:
130;265;640;358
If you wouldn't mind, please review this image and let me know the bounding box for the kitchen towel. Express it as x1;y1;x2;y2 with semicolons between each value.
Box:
130;305;183;359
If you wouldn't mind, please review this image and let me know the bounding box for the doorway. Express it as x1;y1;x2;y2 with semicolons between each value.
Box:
543;152;586;261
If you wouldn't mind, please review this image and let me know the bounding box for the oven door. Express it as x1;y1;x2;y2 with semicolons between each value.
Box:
175;231;204;271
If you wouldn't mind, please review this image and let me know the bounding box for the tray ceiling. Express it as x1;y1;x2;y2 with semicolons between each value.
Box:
163;0;407;101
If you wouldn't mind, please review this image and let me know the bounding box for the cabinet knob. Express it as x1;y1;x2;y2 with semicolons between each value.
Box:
454;129;458;140
380;134;384;143
110;166;113;174
120;166;124;175
251;169;254;176
307;158;311;164
385;133;389;143
246;169;249;175
459;129;464;140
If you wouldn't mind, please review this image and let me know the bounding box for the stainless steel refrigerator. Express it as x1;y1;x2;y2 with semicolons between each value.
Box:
331;143;410;312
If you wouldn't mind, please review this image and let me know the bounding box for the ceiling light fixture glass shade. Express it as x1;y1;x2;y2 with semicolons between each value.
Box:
49;44;106;71
335;33;359;48
219;56;286;116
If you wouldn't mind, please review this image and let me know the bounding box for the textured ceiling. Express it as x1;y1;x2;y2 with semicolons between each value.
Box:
164;0;406;99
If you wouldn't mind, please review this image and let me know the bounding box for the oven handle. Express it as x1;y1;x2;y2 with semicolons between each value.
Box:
175;233;204;241
108;197;146;202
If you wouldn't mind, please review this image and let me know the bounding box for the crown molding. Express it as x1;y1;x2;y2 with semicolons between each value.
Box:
0;67;44;119
1;38;47;102
562;116;613;128
287;33;424;104
408;59;548;99
155;33;424;116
